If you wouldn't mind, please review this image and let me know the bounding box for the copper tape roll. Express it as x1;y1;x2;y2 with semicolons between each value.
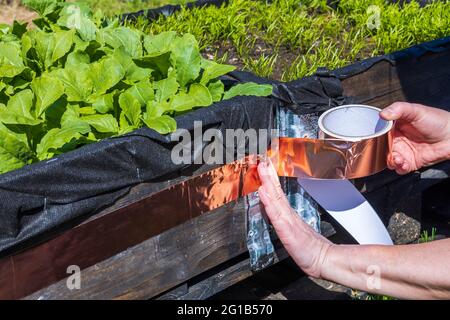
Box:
270;104;393;179
0;105;393;299
248;103;392;184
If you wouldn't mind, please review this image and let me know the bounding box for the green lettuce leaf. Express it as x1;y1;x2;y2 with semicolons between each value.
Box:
81;114;118;134
118;91;141;127
143;31;177;56
36;121;91;160
113;48;152;84
170;34;202;86
208;80;225;102
154;71;178;102
22;0;62;17
35;29;75;69
0;122;34;173
170;83;212;112
0;89;42;125
143;115;177;135
89;56;125;95
0;41;25;78
31;74;65;117
87;92;115;114
55;64;93;101
223;82;273;100
57;3;97;42
126;80;154;106
200;59;236;85
99;27;142;58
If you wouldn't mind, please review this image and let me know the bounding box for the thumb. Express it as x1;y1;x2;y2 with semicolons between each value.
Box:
380;102;422;122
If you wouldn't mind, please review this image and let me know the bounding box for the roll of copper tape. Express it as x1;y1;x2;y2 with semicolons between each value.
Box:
269;104;394;179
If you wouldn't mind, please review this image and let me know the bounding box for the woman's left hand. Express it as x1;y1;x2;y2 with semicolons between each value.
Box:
257;159;333;278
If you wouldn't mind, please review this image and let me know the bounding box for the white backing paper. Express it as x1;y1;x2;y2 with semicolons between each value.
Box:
298;178;393;245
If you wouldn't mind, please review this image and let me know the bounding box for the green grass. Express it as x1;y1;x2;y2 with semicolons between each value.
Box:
123;0;450;81
419;227;437;243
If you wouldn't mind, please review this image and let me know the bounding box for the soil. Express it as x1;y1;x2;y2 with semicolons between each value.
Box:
0;1;36;26
203;39;303;81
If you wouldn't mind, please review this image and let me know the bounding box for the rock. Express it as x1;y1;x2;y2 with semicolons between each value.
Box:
388;212;421;244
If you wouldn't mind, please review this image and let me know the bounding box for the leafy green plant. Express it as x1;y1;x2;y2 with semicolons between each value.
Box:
419;227;437;243
0;0;272;174
366;294;395;300
242;53;278;78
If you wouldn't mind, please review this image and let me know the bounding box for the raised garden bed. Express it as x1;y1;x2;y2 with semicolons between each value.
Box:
0;0;449;300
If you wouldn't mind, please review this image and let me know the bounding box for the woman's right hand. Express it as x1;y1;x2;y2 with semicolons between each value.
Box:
380;102;450;174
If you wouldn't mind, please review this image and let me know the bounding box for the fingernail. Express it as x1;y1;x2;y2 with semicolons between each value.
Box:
258;153;267;163
381;109;394;119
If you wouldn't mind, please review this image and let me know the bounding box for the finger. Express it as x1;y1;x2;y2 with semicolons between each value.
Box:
257;160;290;209
392;153;404;167
387;153;395;170
380;102;423;122
395;161;412;175
258;185;284;223
258;185;297;233
387;149;403;170
391;153;413;175
258;157;281;188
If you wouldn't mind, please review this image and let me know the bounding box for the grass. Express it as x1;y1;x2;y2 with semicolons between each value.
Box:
419;227;437;243
125;0;450;81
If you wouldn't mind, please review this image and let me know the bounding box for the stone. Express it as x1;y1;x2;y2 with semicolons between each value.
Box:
388;212;421;244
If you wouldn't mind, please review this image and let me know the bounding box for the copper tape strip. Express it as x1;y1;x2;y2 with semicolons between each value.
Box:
0;106;393;299
0;158;258;299
270;134;392;179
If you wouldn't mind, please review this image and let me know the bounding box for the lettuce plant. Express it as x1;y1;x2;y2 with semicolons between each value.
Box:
0;0;272;174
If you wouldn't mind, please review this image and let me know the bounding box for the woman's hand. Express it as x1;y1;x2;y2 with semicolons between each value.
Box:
257;159;333;278
380;102;450;174
256;103;450;298
257;157;450;299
